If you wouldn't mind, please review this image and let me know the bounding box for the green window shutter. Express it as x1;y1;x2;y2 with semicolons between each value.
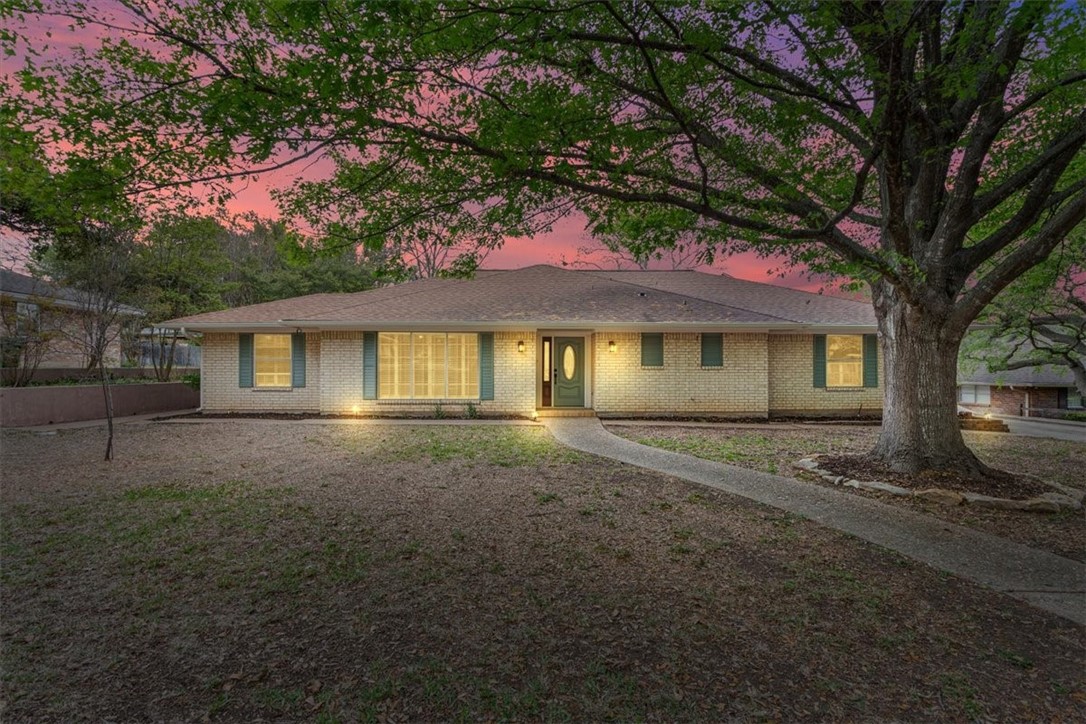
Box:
641;333;664;367
479;332;494;400
291;333;306;388
812;335;827;388
238;333;254;388
862;334;878;388
363;332;377;400
701;333;723;367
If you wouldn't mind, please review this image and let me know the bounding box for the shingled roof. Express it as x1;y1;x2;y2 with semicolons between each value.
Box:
162;265;876;331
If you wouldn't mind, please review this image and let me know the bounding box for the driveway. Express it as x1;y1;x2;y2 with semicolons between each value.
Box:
998;416;1086;442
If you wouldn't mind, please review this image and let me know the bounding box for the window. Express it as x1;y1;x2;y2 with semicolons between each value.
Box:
1067;388;1083;409
826;335;863;387
958;384;991;405
254;334;292;388
378;332;479;399
15;302;40;334
641;333;663;367
700;333;723;367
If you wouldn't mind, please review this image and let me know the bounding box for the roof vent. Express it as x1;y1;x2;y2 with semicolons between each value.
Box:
637;291;648;297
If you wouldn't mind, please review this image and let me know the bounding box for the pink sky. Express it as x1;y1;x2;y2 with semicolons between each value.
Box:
5;7;838;296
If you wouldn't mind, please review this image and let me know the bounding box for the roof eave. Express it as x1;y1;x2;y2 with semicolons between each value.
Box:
171;319;877;333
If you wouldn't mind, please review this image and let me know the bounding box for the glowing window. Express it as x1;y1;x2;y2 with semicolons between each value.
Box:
254;334;292;388
378;332;479;399
826;335;863;388
562;345;576;380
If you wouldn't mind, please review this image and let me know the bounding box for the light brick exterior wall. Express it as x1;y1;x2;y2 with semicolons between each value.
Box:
202;332;321;412
492;331;537;417
767;334;883;416
202;329;885;418
203;330;536;416
319;331;364;413
592;332;770;417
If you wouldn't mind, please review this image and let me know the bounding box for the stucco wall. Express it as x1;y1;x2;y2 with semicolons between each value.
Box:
767;334;883;416
592;332;770;417
202;332;322;412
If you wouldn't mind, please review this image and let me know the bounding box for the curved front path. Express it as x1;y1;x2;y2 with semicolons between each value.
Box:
544;417;1086;625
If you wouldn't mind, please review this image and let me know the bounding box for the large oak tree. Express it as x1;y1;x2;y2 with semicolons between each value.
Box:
5;0;1084;475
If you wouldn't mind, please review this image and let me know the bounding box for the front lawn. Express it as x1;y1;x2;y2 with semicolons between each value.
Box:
610;423;1086;561
2;422;1083;721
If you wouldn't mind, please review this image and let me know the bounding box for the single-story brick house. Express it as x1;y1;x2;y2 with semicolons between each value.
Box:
958;363;1083;419
1;268;142;375
162;265;883;418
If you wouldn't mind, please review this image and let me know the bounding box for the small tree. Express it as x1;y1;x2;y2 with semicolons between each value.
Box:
0;291;56;386
964;235;1086;395
41;224;143;461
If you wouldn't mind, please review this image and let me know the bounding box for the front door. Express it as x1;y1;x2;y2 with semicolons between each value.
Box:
553;337;585;407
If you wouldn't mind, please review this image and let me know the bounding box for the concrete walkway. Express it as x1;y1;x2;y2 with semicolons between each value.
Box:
544;417;1086;625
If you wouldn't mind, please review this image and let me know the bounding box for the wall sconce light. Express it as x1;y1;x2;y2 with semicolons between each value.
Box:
609;340;617;353
517;340;525;353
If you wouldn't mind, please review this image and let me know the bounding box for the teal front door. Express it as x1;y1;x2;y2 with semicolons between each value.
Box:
553;337;585;407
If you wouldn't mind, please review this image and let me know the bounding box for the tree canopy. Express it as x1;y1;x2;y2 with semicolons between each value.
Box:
4;0;1084;474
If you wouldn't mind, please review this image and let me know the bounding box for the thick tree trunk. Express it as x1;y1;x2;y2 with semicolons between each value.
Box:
870;283;991;476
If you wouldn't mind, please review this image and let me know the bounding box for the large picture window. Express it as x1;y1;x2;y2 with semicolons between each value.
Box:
254;334;292;388
826;335;863;388
379;332;479;399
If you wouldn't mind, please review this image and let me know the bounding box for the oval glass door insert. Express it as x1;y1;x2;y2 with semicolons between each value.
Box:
562;345;576;380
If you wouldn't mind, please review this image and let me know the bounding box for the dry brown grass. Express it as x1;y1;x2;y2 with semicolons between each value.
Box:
613;423;1086;562
2;421;1083;721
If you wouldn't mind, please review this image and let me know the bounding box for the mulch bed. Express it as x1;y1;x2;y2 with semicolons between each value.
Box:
162;411;524;421
818;454;1053;499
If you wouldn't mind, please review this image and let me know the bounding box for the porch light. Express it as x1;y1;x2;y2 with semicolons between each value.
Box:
517;340;526;353
609;340;617;353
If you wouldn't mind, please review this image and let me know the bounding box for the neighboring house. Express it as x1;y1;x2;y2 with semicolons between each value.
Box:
0;268;142;373
138;327;202;368
161;265;883;418
958;362;1083;418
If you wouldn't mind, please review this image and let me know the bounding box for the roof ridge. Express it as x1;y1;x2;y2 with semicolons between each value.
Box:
595;270;799;323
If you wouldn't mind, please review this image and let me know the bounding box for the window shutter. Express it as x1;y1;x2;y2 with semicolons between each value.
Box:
812;335;827;388
363;332;377;400
238;333;254;388
479;333;494;400
291;333;306;388
862;334;878;388
641;333;664;367
701;333;723;367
